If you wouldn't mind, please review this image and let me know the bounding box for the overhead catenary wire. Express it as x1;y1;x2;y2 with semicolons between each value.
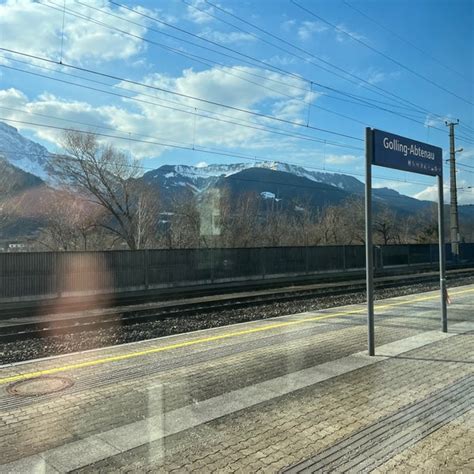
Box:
45;1;340;119
0;63;364;152
38;0;474;144
3;3;472;173
291;0;473;106
120;0;463;124
1;60;470;172
197;0;429;112
4;59;473;152
19;2;474;145
41;0;418;129
5;63;473;168
114;0;423;113
0;48;364;143
84;0;461;128
1;55;366;151
0;103;455;180
74;1;436;120
197;0;474;140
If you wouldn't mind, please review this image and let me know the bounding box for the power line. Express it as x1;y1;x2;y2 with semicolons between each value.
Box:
33;1;474;143
292;0;473;106
43;0;419;130
116;0;446;118
0;62;364;152
0;47;363;143
46;0;334;117
199;0;420;111
200;0;474;138
1;55;364;151
202;0;466;119
97;0;453;127
86;0;444;120
119;0;417;112
6;61;473;166
39;0;474;145
0;104;363;164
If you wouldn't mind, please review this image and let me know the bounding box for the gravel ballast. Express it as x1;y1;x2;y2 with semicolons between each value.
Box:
1;275;473;365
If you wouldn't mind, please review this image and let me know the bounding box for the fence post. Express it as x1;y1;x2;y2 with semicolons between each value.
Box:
342;245;346;271
261;247;266;279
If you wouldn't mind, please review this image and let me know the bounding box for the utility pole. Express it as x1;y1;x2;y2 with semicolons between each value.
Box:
445;120;460;260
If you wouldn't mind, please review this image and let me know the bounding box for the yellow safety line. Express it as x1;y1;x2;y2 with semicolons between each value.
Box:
0;287;473;385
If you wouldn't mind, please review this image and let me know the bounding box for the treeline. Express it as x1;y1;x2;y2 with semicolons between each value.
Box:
2;131;473;251
34;190;450;251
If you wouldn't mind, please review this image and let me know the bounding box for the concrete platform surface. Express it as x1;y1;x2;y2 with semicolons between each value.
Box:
0;284;473;473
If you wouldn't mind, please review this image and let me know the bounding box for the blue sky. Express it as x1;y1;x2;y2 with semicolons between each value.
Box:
0;0;473;203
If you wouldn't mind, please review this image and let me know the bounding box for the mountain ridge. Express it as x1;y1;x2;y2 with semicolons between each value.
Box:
1;121;472;227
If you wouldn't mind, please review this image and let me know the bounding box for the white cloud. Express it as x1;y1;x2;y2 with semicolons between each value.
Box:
281;19;296;32
458;147;474;161
457;186;474;204
186;0;217;24
335;23;365;43
297;21;327;41
200;29;256;44
0;65;317;159
424;113;456;129
325;154;360;165
373;180;415;190
0;0;154;64
414;174;473;204
414;183;448;203
267;54;298;67
281;19;327;41
0;87;28;107
195;161;209;168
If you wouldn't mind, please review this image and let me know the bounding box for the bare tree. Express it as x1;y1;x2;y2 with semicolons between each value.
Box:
220;191;261;247
374;206;399;245
413;205;439;243
49;131;159;250
0;159;26;236
37;190;105;251
166;194;201;249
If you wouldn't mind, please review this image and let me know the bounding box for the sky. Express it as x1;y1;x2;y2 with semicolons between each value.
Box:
0;0;473;203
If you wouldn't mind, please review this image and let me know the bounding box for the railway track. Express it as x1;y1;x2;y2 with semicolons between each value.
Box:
1;267;472;344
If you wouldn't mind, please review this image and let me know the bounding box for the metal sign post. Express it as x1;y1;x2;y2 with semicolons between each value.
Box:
365;128;445;356
365;128;375;356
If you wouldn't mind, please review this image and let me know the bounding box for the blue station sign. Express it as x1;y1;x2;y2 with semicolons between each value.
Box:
372;129;443;176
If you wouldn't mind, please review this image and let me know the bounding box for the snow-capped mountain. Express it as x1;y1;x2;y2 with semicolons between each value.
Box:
142;161;364;194
0;122;51;181
1;121;468;218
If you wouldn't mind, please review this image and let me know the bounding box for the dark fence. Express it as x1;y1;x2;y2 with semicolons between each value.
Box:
0;243;473;302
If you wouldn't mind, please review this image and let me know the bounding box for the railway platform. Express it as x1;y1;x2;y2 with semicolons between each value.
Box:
1;284;473;472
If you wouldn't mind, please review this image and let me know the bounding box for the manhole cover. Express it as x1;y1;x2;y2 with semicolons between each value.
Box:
7;376;74;397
